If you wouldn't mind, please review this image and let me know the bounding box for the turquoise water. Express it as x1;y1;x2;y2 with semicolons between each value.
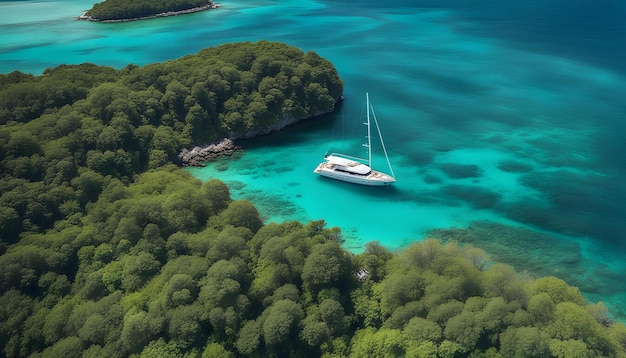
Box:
2;0;626;320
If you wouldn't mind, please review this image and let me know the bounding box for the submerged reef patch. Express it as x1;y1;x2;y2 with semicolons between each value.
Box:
438;163;482;179
441;184;501;209
428;221;583;278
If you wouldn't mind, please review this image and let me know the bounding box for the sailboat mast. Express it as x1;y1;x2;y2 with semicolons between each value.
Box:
366;92;372;167
369;95;396;179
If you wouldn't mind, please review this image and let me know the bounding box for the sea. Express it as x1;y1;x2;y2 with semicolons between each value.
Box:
2;0;625;321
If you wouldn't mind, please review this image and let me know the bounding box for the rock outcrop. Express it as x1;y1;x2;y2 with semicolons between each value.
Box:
178;138;239;166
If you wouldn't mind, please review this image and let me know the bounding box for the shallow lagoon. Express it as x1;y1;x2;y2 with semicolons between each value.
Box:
2;0;625;320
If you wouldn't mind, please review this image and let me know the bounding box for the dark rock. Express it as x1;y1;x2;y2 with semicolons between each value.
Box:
178;138;240;166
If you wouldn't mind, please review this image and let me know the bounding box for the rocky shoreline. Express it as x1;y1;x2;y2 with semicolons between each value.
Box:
76;3;220;23
178;113;325;166
179;97;344;166
178;138;240;167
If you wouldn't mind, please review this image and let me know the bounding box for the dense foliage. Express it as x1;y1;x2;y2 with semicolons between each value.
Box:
0;41;343;244
1;40;625;357
86;0;215;21
1;180;625;357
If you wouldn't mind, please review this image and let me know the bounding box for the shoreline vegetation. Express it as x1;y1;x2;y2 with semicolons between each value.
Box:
77;0;220;23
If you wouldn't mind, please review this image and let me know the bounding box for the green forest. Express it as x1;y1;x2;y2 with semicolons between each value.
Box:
1;40;626;357
86;0;215;21
0;40;342;243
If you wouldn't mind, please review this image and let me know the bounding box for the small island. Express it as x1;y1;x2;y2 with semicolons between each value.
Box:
78;0;220;22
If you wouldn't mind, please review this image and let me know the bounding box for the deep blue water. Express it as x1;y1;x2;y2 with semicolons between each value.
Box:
2;0;626;320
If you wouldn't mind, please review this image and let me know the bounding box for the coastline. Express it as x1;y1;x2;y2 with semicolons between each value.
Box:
179;138;240;167
76;3;220;23
179;96;344;166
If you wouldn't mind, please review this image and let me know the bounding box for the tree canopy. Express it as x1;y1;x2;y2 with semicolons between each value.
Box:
2;200;625;357
85;0;216;21
0;41;343;244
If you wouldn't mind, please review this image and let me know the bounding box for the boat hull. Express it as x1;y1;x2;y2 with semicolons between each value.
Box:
314;163;395;186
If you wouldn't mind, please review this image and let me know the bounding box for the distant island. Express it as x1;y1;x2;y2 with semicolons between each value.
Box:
78;0;220;22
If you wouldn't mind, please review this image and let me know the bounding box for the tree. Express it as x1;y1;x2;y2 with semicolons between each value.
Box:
166;274;197;307
78;313;107;346
71;169;107;205
206;225;251;264
121;311;153;354
499;326;550;358
19;306;48;356
89;82;130;123
547;301;616;356
261;299;304;346
357;241;393;281
0;206;20;243
0;290;35;356
300;319;330;347
405;341;438;358
41;301;73;346
163;80;190;120
202;342;235;358
139;338;182;358
403;317;442;343
151;125;183;156
319;298;345;335
587;301;612;327
437;340;464;358
160;254;209;281
167;304;204;350
532;277;585;305
121;252;160;292
212;200;262;232
352;285;382;328
421;276;470;312
549;339;594;358
41;336;83;358
349;327;404;358
162;186;210;232
379;271;425;317
462;246;489;271
395;239;443;270
383;301;423;329
203;179;231;214
199;257;248;310
478;296;515;346
236;319;262;355
443;311;483;354
5;130;41;156
301;241;351;294
527;293;556;325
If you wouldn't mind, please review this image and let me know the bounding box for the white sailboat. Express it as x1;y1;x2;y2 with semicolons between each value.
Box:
314;93;396;186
